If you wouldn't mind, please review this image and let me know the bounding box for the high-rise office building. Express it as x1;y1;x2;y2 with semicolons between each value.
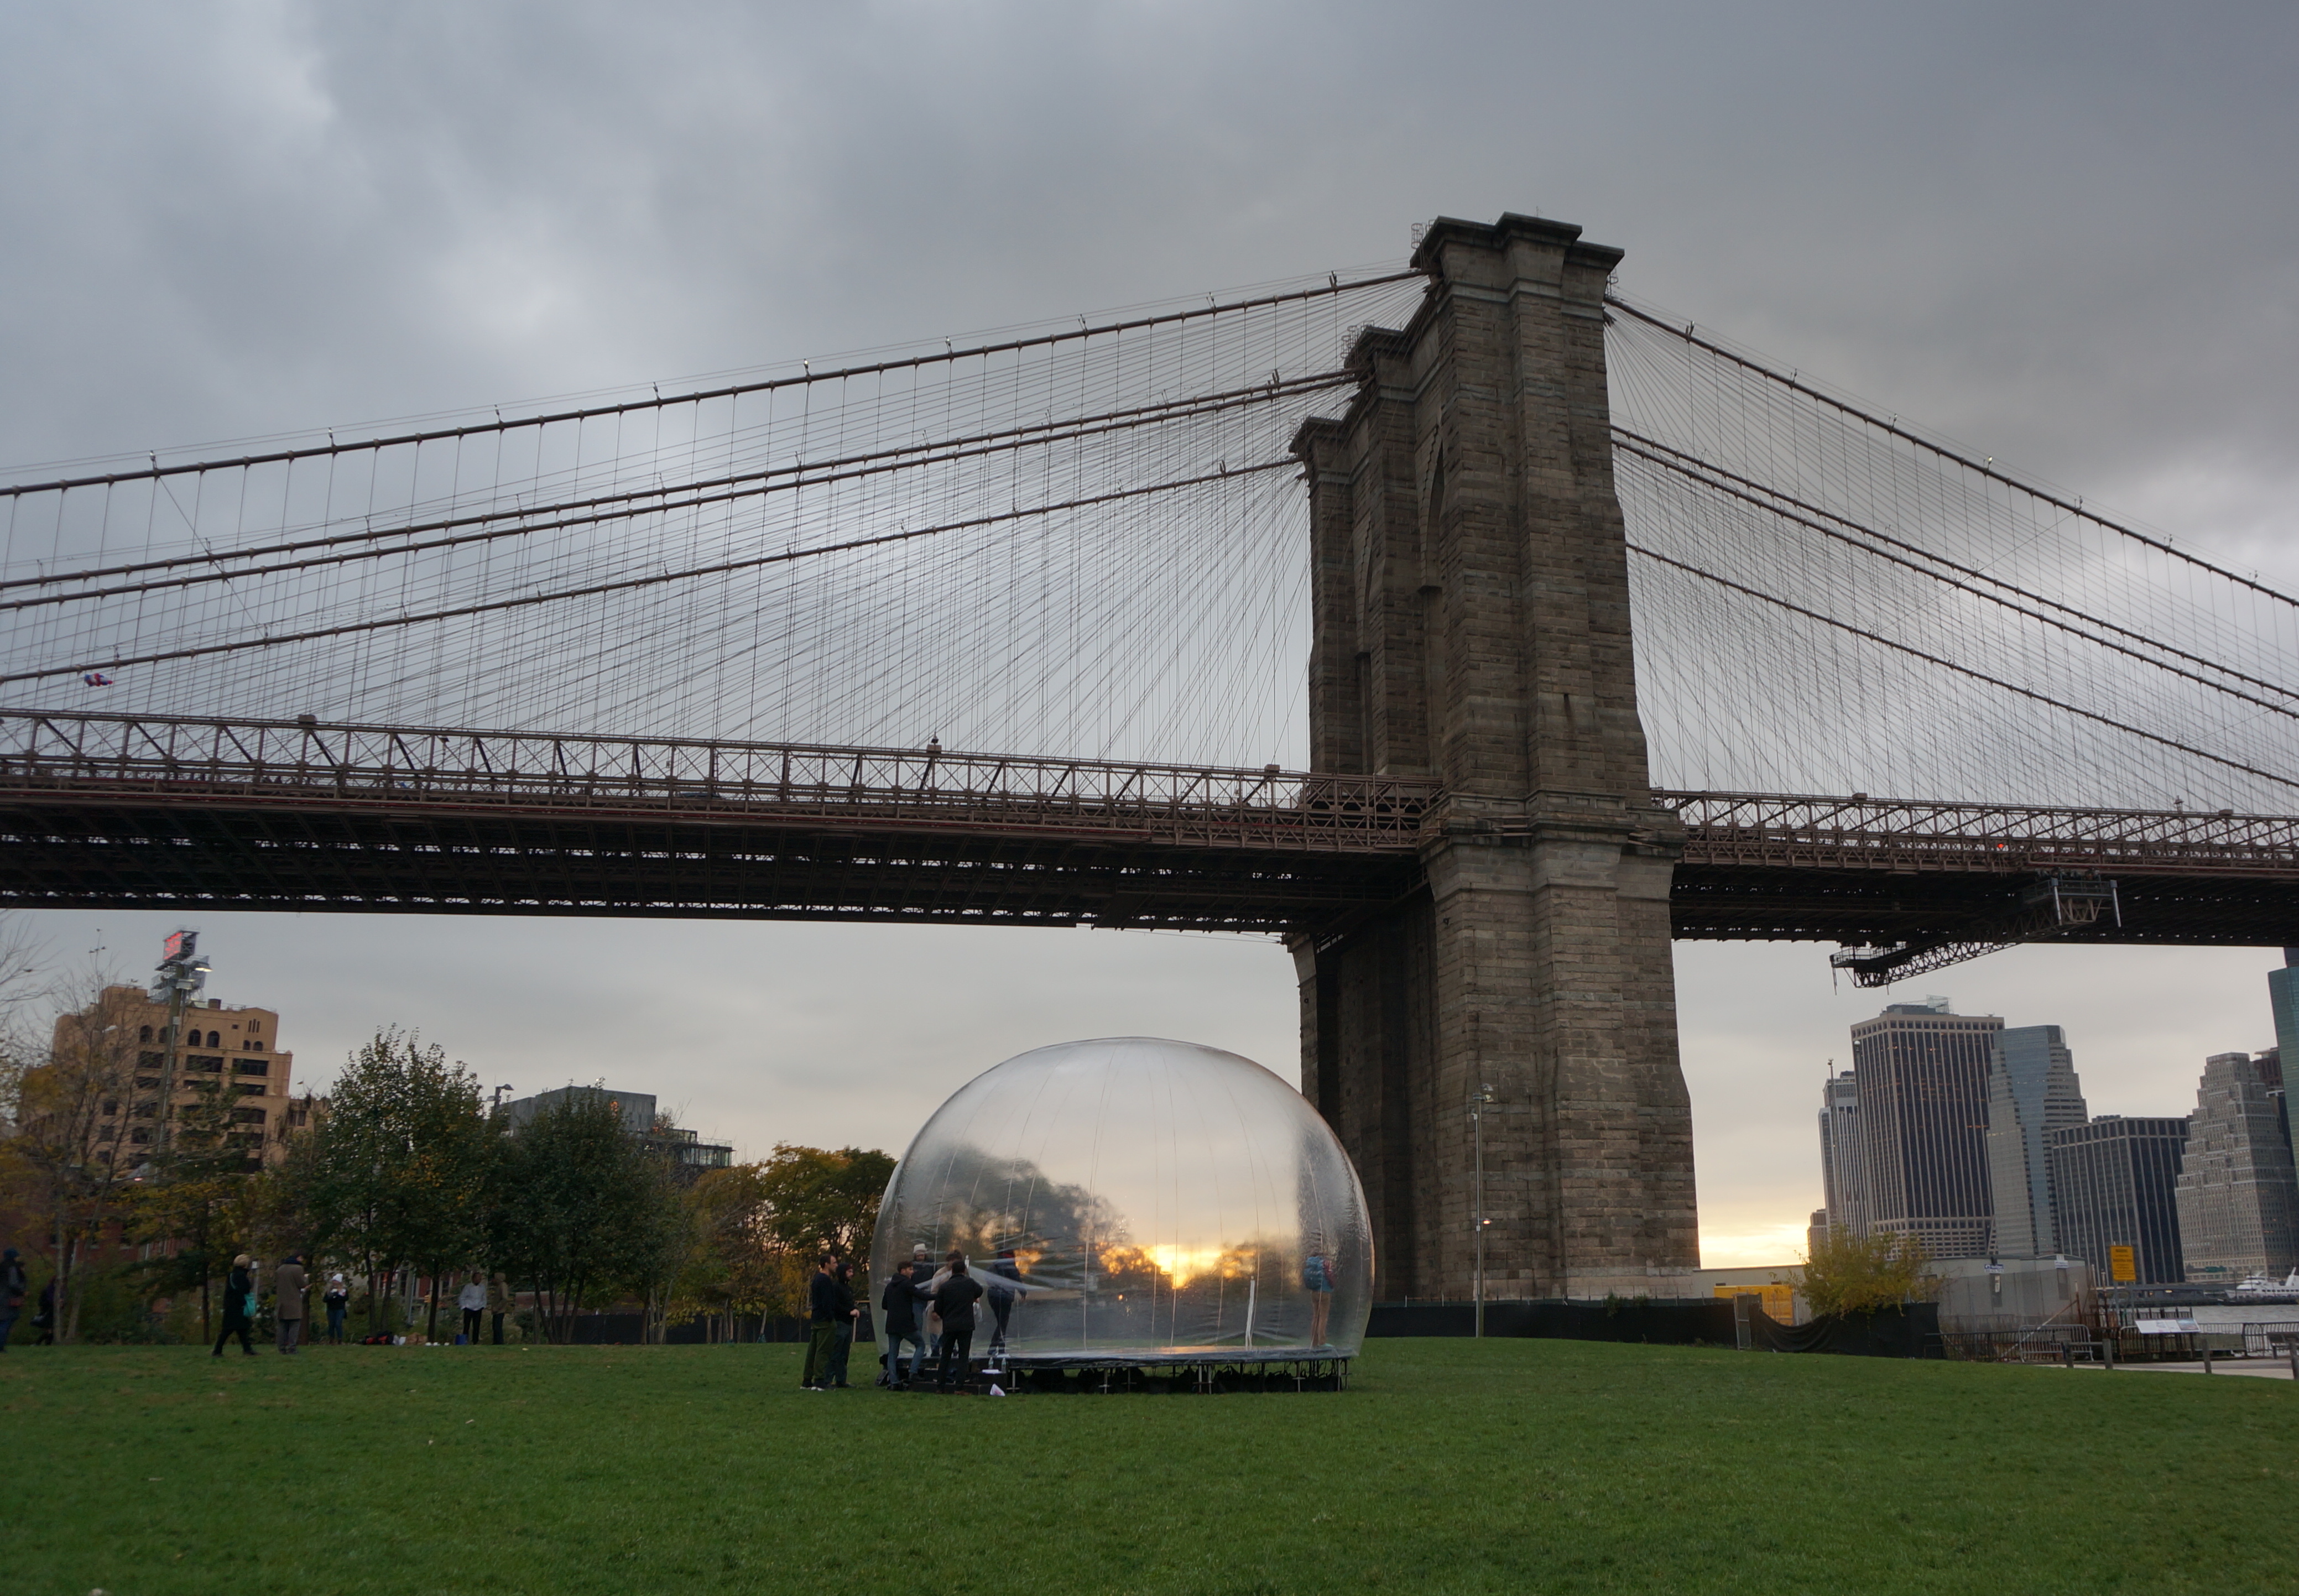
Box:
2173;1050;2299;1284
1849;997;2004;1260
1984;1025;2088;1258
1817;1066;1865;1236
2047;1115;2189;1285
2271;950;2299;1063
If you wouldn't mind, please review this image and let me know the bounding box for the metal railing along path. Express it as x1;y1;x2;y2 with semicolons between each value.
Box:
1664;790;2299;879
0;708;1440;854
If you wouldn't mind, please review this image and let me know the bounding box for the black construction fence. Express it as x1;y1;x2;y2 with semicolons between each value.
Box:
1366;1297;1942;1358
565;1312;821;1345
555;1297;1940;1358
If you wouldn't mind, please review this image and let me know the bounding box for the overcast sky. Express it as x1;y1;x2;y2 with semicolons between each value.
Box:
5;2;2296;1267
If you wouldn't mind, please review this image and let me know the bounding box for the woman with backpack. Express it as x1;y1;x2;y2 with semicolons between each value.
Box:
212;1254;259;1357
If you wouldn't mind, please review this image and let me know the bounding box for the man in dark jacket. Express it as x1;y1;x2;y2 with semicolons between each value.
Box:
0;1248;26;1351
800;1259;840;1390
212;1254;258;1357
931;1253;986;1391
879;1260;928;1388
822;1260;859;1388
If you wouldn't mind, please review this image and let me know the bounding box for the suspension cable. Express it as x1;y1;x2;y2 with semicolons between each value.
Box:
2;272;1418;498
1614;431;2299;715
2;373;1351;611
0;461;1292;689
1627;541;2299;794
1607;293;2299;612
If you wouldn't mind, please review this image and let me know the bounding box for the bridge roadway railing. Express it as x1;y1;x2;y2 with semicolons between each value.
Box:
0;708;1439;854
8;712;2296;875
1664;790;2299;878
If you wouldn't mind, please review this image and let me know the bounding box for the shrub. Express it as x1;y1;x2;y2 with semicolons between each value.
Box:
1801;1228;1937;1316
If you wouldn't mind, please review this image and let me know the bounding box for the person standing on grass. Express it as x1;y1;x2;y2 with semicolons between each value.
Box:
822;1259;860;1388
801;1258;840;1390
0;1248;25;1350
322;1274;350;1344
488;1272;512;1345
879;1259;927;1389
274;1253;308;1354
458;1276;487;1343
1303;1248;1335;1349
213;1255;258;1357
931;1252;985;1391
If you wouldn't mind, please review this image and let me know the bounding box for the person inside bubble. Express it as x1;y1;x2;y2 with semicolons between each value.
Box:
910;1243;941;1362
984;1246;1023;1358
1302;1245;1336;1349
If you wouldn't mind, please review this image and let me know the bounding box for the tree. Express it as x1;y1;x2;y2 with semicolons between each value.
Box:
491;1089;656;1343
0;976;149;1343
623;1153;707;1345
297;1030;496;1336
676;1164;798;1339
124;1075;260;1342
754;1144;896;1267
1801;1227;1937;1317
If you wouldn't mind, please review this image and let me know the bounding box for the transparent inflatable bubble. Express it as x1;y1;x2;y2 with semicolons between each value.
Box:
871;1037;1372;1364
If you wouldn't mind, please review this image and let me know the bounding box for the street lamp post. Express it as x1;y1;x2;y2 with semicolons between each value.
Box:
1471;1083;1495;1338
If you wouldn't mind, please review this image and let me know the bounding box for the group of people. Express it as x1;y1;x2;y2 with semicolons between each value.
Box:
208;1259;504;1354
800;1243;1023;1393
212;1253;326;1355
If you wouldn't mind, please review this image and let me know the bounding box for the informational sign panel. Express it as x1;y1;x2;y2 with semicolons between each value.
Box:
2109;1245;2137;1283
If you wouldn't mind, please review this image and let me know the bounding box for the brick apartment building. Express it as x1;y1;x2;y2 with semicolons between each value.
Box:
60;985;310;1169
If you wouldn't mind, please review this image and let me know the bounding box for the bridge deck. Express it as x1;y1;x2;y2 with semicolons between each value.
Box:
2;712;2293;943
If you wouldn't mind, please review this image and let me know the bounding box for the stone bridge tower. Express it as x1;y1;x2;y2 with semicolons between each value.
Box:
1290;213;1697;1300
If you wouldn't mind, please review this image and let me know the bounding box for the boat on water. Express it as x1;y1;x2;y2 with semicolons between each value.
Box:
2229;1269;2299;1302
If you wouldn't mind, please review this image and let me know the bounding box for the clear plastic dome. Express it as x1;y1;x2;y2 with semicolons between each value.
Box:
871;1037;1373;1364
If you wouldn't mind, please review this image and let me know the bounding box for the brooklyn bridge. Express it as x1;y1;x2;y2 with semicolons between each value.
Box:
4;215;2293;1297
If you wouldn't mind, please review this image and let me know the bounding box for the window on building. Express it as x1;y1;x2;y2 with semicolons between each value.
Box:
96;1125;116;1141
187;1055;224;1073
232;1107;267;1126
134;1076;160;1091
138;1051;163;1069
139;1025;153;1043
233;1059;270;1077
231;1083;265;1096
206;1030;221;1048
130;1128;152;1145
101;1100;118;1117
248;1019;261;1035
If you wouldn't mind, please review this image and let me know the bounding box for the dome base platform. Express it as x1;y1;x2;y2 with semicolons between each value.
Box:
893;1354;1353;1393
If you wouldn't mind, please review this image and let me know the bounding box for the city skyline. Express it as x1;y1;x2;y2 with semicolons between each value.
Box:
1813;969;2299;1282
19;913;2295;1269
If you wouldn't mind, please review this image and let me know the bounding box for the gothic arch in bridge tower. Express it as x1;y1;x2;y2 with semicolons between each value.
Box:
1289;213;1698;1301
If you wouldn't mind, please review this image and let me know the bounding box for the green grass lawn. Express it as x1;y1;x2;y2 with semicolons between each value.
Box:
8;1337;2294;1595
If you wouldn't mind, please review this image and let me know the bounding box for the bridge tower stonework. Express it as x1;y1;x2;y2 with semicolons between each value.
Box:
1290;214;1697;1298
